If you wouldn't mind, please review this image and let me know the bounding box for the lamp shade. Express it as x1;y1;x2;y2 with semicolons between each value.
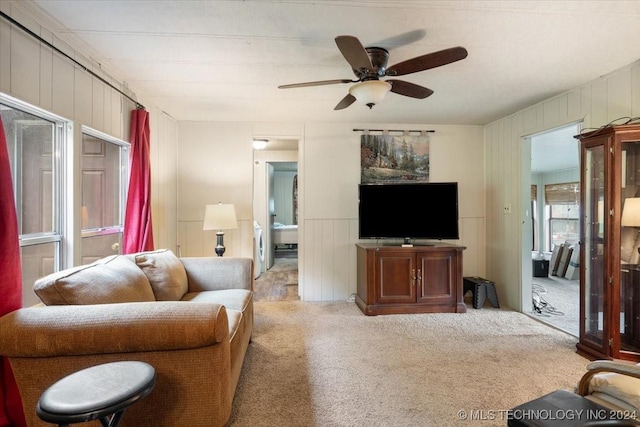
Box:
621;198;640;227
349;80;391;107
203;203;238;230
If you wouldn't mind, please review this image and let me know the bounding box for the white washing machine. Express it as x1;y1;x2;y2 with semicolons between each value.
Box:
253;221;264;279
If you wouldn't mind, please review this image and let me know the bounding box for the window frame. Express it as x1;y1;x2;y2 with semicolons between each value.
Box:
544;181;580;250
547;203;580;249
0;93;71;271
79;125;130;241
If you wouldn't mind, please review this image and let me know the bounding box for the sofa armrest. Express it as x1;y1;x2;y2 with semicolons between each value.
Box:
181;257;253;292
0;301;229;358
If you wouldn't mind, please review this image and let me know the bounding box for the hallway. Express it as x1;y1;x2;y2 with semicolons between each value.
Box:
253;255;299;302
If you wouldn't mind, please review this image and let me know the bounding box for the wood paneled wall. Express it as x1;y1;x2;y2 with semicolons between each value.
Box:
485;59;640;311
177;121;485;302
299;123;485;302
0;2;178;262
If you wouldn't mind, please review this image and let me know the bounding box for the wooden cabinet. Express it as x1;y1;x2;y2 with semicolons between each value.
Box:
576;124;640;361
355;243;466;315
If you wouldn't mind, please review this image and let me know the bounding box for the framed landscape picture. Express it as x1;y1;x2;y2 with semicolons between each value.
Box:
360;133;430;183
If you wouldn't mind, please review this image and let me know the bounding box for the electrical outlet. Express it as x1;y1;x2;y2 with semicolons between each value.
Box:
503;204;512;214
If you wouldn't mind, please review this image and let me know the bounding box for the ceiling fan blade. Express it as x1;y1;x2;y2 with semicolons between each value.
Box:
387;80;434;99
386;46;468;76
334;93;357;110
335;35;373;72
278;79;353;89
374;30;427;50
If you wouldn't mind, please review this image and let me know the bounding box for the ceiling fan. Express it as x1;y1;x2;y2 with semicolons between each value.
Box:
278;35;468;110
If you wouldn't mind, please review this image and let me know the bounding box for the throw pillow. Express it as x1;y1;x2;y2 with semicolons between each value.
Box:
134;249;188;301
34;255;155;305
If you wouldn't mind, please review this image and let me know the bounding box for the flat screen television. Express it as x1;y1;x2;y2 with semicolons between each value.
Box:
358;182;459;242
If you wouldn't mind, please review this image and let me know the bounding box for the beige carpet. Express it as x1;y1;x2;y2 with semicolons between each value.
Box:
228;300;589;426
531;276;579;337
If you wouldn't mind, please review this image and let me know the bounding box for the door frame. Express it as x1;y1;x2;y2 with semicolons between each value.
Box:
252;137;301;284
520;121;582;328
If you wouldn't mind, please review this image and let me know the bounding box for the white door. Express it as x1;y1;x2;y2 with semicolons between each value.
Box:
266;162;276;269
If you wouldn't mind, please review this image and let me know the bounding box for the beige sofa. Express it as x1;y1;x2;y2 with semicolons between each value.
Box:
0;249;253;427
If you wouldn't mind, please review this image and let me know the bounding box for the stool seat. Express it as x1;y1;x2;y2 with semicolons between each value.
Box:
37;361;155;426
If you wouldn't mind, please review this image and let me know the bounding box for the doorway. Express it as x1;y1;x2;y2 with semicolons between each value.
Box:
522;123;581;336
252;138;300;301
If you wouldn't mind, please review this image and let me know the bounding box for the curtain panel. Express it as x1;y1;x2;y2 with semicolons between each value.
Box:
123;109;154;254
0;117;26;427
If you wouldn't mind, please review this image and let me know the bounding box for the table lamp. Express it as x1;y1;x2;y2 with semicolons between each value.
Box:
203;203;238;256
621;197;640;255
621;198;640;226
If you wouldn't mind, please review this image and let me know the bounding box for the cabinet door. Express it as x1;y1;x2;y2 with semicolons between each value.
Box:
416;250;455;305
617;139;640;357
578;135;612;358
580;140;609;357
374;251;415;304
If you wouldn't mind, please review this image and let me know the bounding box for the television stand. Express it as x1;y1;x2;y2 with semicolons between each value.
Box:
355;242;467;315
382;240;435;247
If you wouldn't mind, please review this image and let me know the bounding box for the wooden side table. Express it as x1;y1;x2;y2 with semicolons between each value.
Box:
36;361;156;427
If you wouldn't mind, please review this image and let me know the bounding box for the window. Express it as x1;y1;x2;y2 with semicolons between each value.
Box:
545;182;580;250
1;95;129;306
1;95;69;303
80;127;129;263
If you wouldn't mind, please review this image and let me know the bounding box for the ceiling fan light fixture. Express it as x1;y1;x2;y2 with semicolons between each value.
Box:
349;80;391;109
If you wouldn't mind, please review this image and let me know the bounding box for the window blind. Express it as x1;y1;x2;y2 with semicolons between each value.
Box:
545;182;579;205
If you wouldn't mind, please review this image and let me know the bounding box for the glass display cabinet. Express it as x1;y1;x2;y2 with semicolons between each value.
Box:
577;124;640;361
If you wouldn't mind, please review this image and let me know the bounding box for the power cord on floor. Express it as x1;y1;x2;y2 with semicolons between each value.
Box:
532;283;565;317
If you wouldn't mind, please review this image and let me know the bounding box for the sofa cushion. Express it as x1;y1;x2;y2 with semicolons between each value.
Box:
180;289;252;313
134;249;188;301
34;255;155;305
589;370;640;409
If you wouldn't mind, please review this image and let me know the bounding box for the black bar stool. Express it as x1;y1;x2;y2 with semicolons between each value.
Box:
36;361;156;427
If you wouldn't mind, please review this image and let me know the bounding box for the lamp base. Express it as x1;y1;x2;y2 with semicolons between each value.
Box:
215;231;226;257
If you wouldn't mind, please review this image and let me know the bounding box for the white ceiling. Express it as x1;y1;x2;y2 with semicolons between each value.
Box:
15;1;640;125
531;123;580;173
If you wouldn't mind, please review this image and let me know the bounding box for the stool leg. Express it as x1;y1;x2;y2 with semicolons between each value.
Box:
100;410;125;427
486;284;500;308
474;284;487;309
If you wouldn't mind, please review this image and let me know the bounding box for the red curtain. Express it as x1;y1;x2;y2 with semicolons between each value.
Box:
0;117;26;426
123;108;154;254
